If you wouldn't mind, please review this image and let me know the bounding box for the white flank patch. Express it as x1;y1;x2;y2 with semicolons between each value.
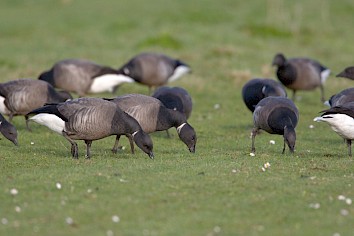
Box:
168;65;191;83
29;113;65;135
314;114;354;140
321;69;331;83
0;96;10;115
89;74;135;93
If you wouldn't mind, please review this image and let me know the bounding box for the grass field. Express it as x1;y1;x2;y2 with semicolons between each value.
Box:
1;0;354;235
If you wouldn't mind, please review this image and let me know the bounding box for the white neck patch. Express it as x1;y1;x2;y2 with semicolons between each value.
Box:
176;123;187;134
89;74;135;93
132;130;139;137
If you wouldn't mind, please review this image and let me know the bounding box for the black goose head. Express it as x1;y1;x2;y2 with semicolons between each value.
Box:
272;53;287;67
38;70;55;85
132;130;154;159
177;123;197;153
336;66;354;80
0;120;18;146
284;125;296;153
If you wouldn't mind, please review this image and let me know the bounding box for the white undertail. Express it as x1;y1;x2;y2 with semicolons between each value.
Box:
89;74;135;93
29;113;65;135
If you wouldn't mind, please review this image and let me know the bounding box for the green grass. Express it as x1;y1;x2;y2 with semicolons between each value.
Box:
1;0;354;235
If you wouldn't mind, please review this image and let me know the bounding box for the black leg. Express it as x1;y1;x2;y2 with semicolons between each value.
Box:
127;134;135;154
112;135;120;154
62;131;79;159
347;139;352;157
292;90;296;101
85;140;92;159
25;115;32;132
165;129;171;138
251;128;258;153
282;139;286;154
320;84;325;102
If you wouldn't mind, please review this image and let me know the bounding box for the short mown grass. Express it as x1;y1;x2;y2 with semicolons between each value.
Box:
1;0;354;235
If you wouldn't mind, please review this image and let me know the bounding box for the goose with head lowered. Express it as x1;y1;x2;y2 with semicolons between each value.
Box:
272;53;330;102
251;97;299;154
314;102;354;157
0;113;18;146
106;94;196;154
242;78;287;112
0;79;72;131
38;59;135;97
117;53;191;94
152;86;193;119
27;97;154;159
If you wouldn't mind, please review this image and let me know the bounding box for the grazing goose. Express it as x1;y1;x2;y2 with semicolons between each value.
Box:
27;97;154;159
325;88;354;107
0;113;18;146
0;79;72;131
251;97;299;154
272;53;330;102
117;53;191;93
107;94;196;154
152;86;193;137
336;66;354;80
38;59;135;96
314;102;354;157
242;78;287;112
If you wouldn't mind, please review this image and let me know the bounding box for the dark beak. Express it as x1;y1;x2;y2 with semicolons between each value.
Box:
189;145;195;153
13;139;18;146
148;151;154;159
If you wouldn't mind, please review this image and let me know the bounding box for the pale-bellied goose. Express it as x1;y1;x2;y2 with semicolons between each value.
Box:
252;97;299;154
0;113;18;146
0;79;72;131
314;102;354;157
117;53;191;93
38;59;135;96
106;94;196;154
242;78;287;112
27;97;154;159
272;53;330;102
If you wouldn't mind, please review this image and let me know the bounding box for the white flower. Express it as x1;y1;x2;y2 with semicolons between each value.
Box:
30;142;35;145
309;125;314;129
1;218;8;225
231;169;237;173
345;198;352;205
56;183;62;190
214;104;220;109
269;140;275;145
264;162;271;168
112;215;120;223
338;195;346;201
10;188;18;196
250;152;255;157
309;203;320;209
340;209;349;216
261;167;266;172
15;206;21;213
65;217;74;225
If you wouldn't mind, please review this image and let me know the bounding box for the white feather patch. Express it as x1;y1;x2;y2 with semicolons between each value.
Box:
89;74;135;93
29;113;65;135
168;65;191;83
314;114;354;140
0;96;10;115
320;69;331;83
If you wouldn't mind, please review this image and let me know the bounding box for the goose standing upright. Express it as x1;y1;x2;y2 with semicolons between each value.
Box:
251;97;299;154
314;102;354;157
0;79;72;131
0;113;18;146
38;59;135;96
242;78;287;112
272;53;330;102
107;94;196;154
117;53;191;93
27;97;154;159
